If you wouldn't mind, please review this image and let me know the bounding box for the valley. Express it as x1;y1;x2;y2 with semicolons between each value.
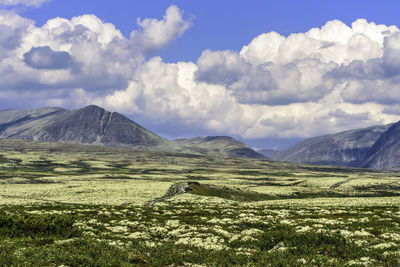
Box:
1;138;400;265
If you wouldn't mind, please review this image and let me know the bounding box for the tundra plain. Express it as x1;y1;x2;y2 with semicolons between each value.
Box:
1;139;400;266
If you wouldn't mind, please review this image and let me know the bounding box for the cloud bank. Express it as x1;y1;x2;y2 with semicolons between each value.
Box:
0;6;400;140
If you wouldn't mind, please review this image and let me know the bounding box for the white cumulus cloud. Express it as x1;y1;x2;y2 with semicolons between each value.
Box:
131;5;192;54
0;6;400;141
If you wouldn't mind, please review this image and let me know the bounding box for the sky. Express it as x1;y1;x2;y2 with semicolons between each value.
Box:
1;0;400;150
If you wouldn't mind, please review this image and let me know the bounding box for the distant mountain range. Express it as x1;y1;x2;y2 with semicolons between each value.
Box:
272;122;400;170
257;148;280;158
2;105;400;169
174;136;266;159
0;105;264;159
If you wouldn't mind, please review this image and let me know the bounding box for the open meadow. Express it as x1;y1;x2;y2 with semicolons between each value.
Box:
1;139;400;266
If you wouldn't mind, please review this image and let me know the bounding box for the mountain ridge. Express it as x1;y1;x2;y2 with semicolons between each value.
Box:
0;105;184;152
273;124;393;167
359;121;400;170
3;105;400;168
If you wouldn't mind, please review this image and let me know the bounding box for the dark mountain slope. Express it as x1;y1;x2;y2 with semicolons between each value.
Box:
359;121;400;170
273;124;391;167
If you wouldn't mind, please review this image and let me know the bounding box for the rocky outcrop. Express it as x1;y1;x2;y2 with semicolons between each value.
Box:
146;182;198;206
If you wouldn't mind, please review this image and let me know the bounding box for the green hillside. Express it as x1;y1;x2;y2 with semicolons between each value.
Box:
174;136;266;159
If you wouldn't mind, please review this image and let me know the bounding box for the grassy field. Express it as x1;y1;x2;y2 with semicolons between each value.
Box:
1;138;400;266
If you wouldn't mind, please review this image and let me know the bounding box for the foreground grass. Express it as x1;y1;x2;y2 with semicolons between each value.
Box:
1;199;400;266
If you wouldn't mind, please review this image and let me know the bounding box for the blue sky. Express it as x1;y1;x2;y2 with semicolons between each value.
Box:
20;0;400;62
1;0;400;150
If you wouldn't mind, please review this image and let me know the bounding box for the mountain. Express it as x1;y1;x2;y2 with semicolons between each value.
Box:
258;148;280;158
0;105;268;158
273;124;392;167
0;105;184;152
174;136;266;159
359;121;400;170
0;107;68;139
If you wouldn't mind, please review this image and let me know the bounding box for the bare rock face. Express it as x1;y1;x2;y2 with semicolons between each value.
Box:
273;125;392;167
359;121;400;170
0;105;182;152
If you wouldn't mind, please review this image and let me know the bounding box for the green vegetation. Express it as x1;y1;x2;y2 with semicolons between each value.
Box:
0;213;78;238
189;182;275;201
2;202;400;266
0;138;400;265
